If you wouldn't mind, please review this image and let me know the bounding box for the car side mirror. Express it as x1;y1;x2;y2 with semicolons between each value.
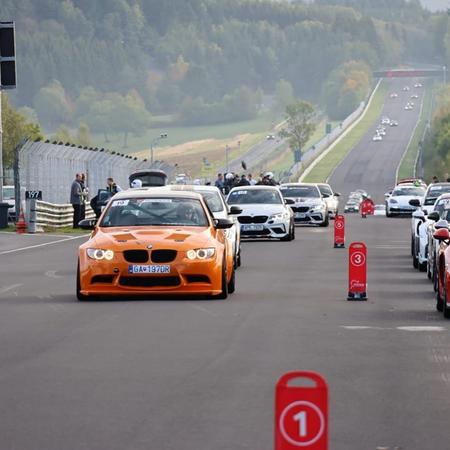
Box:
428;211;440;221
334;192;341;197
228;205;243;215
434;228;450;241
409;199;421;207
79;219;97;230
284;198;295;205
322;193;330;198
215;218;234;229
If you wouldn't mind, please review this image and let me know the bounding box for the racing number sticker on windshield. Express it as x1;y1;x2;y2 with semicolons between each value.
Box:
112;200;129;207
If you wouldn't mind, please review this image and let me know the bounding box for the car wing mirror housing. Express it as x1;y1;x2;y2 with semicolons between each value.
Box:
79;219;97;230
428;211;440;222
228;205;243;215
285;198;295;205
334;192;341;197
215;218;234;229
433;228;450;241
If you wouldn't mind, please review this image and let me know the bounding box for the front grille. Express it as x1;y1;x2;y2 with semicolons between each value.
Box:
123;250;149;263
292;206;309;213
91;275;115;284
241;229;271;236
272;227;286;234
151;249;177;263
119;276;181;287
186;275;211;283
238;215;268;224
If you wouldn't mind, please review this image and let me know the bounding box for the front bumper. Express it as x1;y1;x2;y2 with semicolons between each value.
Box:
239;221;289;239
79;254;224;296
292;207;326;224
388;205;416;215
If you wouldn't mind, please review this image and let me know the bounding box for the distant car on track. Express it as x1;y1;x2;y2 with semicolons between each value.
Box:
390;92;398;98
372;134;382;141
279;183;329;227
315;183;340;218
374;204;386;216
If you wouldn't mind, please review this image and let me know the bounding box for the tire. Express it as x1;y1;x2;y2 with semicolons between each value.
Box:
410;235;414;257
291;224;295;240
237;250;242;267
280;223;294;241
419;261;427;272
433;263;439;292
320;215;329;227
76;261;88;301
227;267;236;294
215;260;228;300
386;204;392;218
427;261;432;280
436;269;443;312
413;251;418;269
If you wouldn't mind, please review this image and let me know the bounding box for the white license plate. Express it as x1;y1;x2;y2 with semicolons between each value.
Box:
128;265;170;274
295;213;306;219
242;224;264;231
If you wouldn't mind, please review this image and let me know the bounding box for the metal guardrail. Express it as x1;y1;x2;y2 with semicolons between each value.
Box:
35;201;95;228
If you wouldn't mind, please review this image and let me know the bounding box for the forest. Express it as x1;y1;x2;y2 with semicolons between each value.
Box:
1;0;449;139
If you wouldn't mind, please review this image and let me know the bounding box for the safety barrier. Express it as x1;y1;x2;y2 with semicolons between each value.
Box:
35;201;95;228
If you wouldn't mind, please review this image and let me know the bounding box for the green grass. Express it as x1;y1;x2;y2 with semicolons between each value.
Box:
0;225;15;232
42;226;90;235
302;81;388;183
397;82;434;180
91;114;274;153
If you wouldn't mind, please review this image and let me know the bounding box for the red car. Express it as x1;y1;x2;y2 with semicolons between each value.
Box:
434;228;450;317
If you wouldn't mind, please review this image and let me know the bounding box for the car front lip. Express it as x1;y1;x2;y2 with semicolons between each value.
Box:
239;220;289;238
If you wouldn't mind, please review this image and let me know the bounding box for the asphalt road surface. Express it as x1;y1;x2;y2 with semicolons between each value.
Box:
1;79;448;450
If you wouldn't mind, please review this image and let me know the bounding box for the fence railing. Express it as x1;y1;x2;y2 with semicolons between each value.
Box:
35;201;95;228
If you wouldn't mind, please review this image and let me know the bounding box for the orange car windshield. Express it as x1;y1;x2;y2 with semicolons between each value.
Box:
100;197;209;227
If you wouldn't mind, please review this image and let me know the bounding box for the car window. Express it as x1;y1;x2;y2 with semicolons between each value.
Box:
317;185;333;196
392;187;425;196
227;189;282;205
198;191;224;213
2;187;14;199
101;197;209;227
280;186;320;198
425;186;450;204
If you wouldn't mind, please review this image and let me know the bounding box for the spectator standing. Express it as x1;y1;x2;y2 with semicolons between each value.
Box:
106;177;122;193
70;174;83;228
432;175;439;184
215;173;224;189
248;174;257;185
237;174;250;186
79;173;88;221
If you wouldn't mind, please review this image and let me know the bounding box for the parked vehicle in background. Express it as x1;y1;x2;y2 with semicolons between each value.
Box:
129;170;167;188
421;183;450;214
2;185;15;220
279;183;329;227
386;184;426;217
374;204;386;216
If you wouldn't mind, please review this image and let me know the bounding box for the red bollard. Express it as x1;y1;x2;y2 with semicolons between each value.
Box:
334;214;345;248
347;242;367;300
275;372;328;450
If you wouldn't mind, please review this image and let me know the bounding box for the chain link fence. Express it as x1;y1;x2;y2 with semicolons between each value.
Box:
17;141;174;204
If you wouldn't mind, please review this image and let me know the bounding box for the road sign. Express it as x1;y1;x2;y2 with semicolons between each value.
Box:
348;242;367;300
333;214;345;248
275;371;328;450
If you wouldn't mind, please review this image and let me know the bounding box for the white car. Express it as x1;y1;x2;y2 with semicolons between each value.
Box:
389;120;399;127
266;134;276;140
226;186;295;241
414;83;423;88
373;134;382;142
405;103;413;110
411;208;430;271
315;183;340;217
411;94;419;99
2;185;15;220
390;93;398;98
403;86;410;91
421;183;450;214
381;117;390;125
344;200;360;213
166;184;242;267
279;183;329;227
386;184;426;217
374;204;386;216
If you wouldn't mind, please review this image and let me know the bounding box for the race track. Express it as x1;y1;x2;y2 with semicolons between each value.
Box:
0;78;448;450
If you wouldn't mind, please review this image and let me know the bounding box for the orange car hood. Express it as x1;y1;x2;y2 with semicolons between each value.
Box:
91;226;215;250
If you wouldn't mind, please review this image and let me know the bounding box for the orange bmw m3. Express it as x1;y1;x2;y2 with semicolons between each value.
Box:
77;188;235;300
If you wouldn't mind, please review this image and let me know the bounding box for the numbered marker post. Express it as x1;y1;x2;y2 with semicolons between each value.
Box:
275;371;328;450
347;242;367;301
333;215;345;248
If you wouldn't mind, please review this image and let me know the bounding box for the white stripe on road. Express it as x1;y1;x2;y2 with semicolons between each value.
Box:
341;325;445;332
0;234;88;255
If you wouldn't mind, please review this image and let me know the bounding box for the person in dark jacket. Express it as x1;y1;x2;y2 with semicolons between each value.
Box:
237;174;250;186
70;174;83;228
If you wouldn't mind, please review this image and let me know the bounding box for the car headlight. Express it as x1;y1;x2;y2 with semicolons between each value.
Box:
390;199;398;204
86;248;114;260
270;212;289;221
311;204;325;212
186;248;216;260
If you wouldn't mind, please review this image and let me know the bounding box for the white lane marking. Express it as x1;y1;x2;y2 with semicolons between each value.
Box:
341;325;446;332
45;270;61;279
397;326;446;332
0;283;23;295
373;245;406;249
0;234;88;255
187;302;219;317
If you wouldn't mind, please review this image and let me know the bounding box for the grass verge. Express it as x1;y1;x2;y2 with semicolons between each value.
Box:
302;81;388;183
397;82;433;179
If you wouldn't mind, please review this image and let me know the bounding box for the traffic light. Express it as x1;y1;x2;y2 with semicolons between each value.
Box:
0;21;16;89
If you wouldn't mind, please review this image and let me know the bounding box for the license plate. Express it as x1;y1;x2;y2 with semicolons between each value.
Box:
128;265;170;274
295;213;306;219
242;224;264;231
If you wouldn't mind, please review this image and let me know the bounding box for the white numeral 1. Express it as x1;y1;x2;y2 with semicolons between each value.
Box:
293;411;307;437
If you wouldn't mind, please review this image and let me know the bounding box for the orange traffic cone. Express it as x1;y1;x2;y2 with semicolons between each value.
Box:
15;208;27;234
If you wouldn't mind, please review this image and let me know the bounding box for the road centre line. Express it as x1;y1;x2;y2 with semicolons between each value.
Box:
0;284;23;295
341;326;446;332
0;234;88;255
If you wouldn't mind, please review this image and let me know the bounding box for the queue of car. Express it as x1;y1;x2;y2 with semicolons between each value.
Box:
76;177;341;301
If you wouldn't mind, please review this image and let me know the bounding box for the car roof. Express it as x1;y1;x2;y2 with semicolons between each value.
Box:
229;185;279;191
165;184;222;194
279;183;318;187
112;187;203;201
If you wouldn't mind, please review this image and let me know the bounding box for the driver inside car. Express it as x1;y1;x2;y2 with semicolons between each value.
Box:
176;202;200;225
